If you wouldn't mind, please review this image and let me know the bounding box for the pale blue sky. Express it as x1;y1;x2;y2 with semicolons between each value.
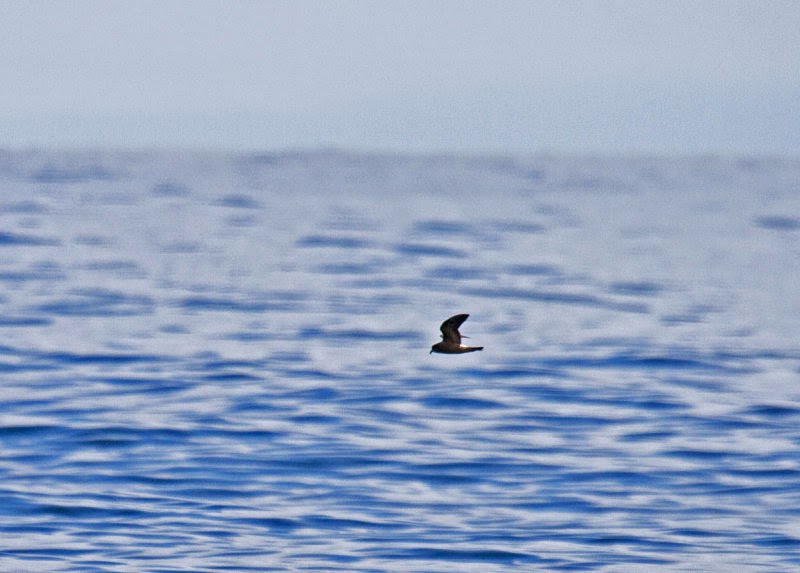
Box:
3;0;799;153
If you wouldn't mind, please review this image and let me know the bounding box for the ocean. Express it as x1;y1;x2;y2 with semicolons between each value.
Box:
0;149;798;572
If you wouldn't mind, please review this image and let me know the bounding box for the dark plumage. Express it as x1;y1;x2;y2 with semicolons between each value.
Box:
430;313;484;354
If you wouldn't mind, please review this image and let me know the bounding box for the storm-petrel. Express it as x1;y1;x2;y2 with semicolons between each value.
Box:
430;313;484;354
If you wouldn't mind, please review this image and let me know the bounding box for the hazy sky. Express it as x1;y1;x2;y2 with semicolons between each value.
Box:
3;0;799;153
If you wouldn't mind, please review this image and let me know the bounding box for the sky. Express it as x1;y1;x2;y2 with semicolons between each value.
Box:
2;0;799;154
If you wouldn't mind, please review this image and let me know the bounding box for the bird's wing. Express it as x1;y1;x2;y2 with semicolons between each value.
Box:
440;313;469;344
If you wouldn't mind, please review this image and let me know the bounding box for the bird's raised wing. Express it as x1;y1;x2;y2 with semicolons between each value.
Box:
440;313;469;345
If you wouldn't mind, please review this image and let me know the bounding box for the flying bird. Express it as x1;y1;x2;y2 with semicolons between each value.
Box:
430;313;484;354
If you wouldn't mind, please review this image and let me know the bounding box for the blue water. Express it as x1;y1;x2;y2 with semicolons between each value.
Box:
1;150;799;572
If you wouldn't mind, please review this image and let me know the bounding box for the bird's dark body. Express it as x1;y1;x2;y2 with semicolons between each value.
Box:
430;313;484;354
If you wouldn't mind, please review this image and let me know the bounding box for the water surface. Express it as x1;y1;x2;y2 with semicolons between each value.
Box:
1;150;799;571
